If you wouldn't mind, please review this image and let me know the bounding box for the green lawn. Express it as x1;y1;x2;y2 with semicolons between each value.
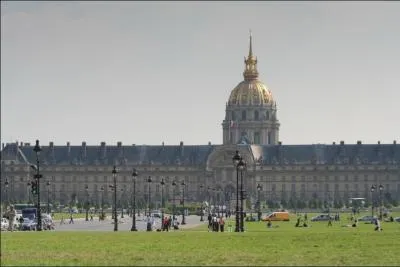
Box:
2;213;399;266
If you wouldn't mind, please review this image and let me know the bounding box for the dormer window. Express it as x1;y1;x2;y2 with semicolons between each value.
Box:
265;111;269;120
254;110;259;120
242;110;246;120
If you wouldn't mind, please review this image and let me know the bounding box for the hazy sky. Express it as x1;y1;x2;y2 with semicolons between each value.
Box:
1;1;399;146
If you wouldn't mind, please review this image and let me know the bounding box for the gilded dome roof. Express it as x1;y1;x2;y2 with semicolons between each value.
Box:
227;32;274;106
228;80;273;106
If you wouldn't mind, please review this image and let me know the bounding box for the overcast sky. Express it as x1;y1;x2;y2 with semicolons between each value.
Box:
1;1;399;147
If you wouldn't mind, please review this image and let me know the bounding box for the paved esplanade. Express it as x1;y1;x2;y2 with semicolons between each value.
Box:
55;215;206;231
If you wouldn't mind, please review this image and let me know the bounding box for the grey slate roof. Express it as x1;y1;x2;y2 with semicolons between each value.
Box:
1;143;216;166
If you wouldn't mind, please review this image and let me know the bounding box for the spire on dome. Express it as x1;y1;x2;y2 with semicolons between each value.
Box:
243;30;259;81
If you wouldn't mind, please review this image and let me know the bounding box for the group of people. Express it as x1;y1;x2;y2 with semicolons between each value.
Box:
207;214;225;232
161;215;179;231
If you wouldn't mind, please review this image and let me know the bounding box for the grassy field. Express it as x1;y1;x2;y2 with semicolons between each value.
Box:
1;213;399;266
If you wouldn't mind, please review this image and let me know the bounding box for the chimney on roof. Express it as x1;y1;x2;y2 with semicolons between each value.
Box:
394;140;397;145
378;141;381;145
162;141;164;146
278;141;282;145
24;143;30;146
333;142;336;145
340;141;344;145
180;141;184;157
2;143;4;150
180;141;183;146
117;141;122;147
208;141;211;146
50;141;54;147
20;142;23;147
357;141;362;145
81;141;87;159
67;141;71;158
101;142;106;159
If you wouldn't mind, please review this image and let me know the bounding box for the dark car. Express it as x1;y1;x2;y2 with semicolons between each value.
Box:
311;214;334;222
394;217;400;223
21;218;37;231
358;215;376;223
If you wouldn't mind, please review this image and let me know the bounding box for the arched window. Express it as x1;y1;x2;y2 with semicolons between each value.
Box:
254;110;259;120
242;110;246;120
231;111;236;121
265;111;269;120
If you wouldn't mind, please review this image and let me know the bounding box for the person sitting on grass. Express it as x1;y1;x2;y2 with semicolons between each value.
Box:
267;220;272;228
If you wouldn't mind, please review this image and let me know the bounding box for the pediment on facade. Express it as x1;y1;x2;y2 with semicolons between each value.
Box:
206;145;255;171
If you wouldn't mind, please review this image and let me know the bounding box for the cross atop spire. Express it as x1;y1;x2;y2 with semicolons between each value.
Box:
248;29;253;58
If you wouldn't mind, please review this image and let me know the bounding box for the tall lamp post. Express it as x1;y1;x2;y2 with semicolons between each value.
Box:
85;185;89;221
33;140;43;231
172;181;177;219
147;176;152;217
199;184;204;221
160;178;165;222
207;186;211;216
232;150;241;232
100;185;104;219
112;166;118;231
131;168;138;231
257;183;262;221
5;179;9;206
370;185;376;218
27;181;32;204
120;188;124;218
46;181;51;214
379;184;384;220
181;180;186;225
238;157;246;232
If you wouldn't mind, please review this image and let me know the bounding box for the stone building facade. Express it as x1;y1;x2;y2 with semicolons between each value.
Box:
1;35;399;209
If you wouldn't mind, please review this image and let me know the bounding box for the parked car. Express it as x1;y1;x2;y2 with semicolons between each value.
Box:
358;215;376;223
1;218;9;230
394;217;400;223
21;218;37;231
311;214;334;222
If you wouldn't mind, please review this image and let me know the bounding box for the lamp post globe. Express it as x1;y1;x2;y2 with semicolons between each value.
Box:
131;168;138;231
232;150;241;232
112;165;118;231
33;139;43;231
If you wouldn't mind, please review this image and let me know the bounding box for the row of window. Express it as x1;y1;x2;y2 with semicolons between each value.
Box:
231;110;270;121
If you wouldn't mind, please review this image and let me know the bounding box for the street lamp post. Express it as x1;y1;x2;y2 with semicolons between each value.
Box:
85;185;89;221
120;188;124;218
131;168;138;231
147;176;152;217
100;186;104;219
172;181;177;219
146;176;152;231
27;181;32;204
33;140;43;231
370;185;375;218
238;157;246;232
199;184;204;221
5;180;9;207
379;184;384;220
112;166;118;231
181;180;186;225
232;150;241;232
207;186;211;216
160;178;165;223
257;183;262;221
46;181;51;214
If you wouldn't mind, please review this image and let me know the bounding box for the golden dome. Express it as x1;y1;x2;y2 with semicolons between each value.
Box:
228;80;273;106
228;32;274;106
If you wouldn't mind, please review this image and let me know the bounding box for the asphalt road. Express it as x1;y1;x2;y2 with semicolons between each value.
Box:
55;215;206;231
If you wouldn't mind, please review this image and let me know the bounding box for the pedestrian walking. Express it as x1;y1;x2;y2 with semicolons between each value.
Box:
7;205;16;232
219;216;225;232
69;214;74;224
